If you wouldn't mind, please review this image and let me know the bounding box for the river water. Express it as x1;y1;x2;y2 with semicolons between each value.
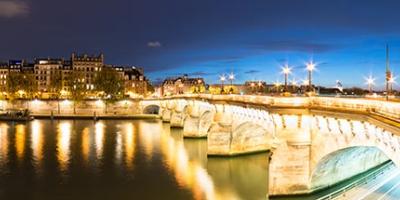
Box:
0;119;268;200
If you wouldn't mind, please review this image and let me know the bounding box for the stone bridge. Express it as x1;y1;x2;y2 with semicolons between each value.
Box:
140;94;400;196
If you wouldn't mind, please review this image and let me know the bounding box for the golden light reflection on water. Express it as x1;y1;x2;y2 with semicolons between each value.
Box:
0;124;8;164
15;124;25;161
81;127;90;163
57;121;71;172
155;125;222;200
123;123;135;170
138;122;160;161
95;122;104;160
31;120;43;168
115;131;122;164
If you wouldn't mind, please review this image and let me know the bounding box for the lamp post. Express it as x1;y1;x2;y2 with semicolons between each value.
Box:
281;65;291;92
306;61;316;92
229;73;235;94
220;74;226;94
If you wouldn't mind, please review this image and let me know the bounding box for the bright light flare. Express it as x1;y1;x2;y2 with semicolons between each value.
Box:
306;61;316;72
364;75;376;85
228;73;235;80
281;65;292;75
219;74;226;82
389;75;397;84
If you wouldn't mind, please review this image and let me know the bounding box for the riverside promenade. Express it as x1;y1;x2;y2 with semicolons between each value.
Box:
0;99;160;120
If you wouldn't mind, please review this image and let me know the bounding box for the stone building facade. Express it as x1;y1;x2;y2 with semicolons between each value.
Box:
161;74;204;96
0;53;150;98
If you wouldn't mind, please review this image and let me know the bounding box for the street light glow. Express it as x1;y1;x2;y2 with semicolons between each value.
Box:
228;73;235;80
220;74;226;82
306;61;316;72
365;75;375;85
281;65;291;74
389;75;397;84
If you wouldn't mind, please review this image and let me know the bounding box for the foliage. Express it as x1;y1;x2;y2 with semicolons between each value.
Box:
190;85;206;93
67;71;86;102
7;71;37;99
94;67;124;102
48;70;63;98
208;85;241;94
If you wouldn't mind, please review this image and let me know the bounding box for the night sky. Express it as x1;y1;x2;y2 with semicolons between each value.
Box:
2;0;400;88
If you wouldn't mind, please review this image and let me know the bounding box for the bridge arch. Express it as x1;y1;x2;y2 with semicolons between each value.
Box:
143;105;160;114
309;146;390;192
230;121;274;155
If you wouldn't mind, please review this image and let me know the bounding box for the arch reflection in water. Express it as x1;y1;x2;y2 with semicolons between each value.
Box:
57;121;72;173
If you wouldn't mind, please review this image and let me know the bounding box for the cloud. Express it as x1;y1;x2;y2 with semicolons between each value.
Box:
244;70;260;74
251;40;342;53
147;41;162;48
0;1;29;18
187;71;217;76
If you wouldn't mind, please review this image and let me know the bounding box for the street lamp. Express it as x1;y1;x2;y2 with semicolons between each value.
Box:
220;74;226;94
281;65;291;92
365;75;375;94
228;73;235;93
306;61;316;92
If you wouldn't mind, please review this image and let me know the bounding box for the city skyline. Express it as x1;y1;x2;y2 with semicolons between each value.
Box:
3;0;400;88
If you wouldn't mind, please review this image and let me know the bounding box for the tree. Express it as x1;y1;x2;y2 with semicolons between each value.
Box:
7;71;37;100
190;85;206;93
6;72;21;99
48;70;63;97
94;67;124;113
67;71;86;114
48;70;63;113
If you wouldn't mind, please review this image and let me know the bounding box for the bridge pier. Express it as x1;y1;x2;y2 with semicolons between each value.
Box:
183;111;214;138
162;108;172;122
170;110;186;128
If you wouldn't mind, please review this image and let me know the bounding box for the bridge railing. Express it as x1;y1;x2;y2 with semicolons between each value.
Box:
155;94;400;120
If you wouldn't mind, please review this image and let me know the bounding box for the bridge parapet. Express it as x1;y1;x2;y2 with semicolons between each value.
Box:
149;94;400;124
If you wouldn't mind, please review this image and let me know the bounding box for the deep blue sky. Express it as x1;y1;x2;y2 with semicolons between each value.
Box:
2;0;400;88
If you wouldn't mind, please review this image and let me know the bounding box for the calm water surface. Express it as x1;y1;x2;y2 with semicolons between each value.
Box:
0;119;268;200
